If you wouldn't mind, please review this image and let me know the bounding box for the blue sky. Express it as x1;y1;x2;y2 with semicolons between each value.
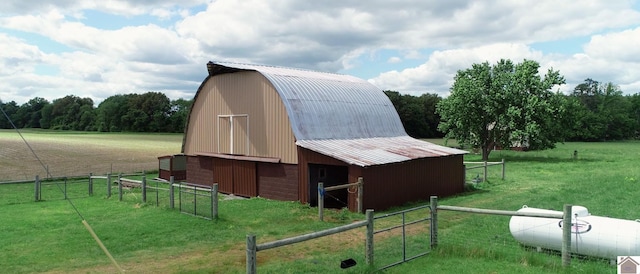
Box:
1;0;640;105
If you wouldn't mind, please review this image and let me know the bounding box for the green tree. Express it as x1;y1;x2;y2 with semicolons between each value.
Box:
567;79;636;141
437;59;566;160
384;91;442;138
95;94;132;132
49;95;95;130
0;100;20;129
121;92;171;132
21;97;50;128
169;98;193;133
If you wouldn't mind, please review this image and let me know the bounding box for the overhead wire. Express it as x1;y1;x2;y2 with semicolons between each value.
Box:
0;101;124;273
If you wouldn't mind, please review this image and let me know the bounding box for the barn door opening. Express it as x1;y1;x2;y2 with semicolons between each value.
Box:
217;114;249;155
308;164;348;208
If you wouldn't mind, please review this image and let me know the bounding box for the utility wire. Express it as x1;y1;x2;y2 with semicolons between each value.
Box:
0;102;124;273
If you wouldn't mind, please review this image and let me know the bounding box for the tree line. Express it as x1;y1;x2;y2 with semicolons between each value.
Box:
1;72;638;147
385;77;639;147
0;92;192;133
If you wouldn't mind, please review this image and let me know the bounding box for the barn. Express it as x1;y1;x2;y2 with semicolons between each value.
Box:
179;61;467;211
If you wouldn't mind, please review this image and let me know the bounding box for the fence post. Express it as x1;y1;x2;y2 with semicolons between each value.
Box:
365;209;374;266
357;177;363;214
246;234;257;274
142;176;147;203
463;164;466;183
318;182;324;221
430;196;438;249
501;158;505;180
107;173;112;198
212;184;219;219
118;174;123;201
193;185;197;215
483;161;488;182
35;175;40;202
89;173;93;196
169;176;175;209
64;177;68;200
562;204;572;267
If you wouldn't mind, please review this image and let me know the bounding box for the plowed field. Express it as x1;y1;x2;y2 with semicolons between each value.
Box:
0;130;182;182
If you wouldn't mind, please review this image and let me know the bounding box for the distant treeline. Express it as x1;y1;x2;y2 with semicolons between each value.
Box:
385;78;640;141
1;78;639;141
0;92;192;133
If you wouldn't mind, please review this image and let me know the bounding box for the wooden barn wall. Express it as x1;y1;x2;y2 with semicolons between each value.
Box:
297;147;349;205
257;163;298;201
185;156;213;186
232;160;257;197
182;71;298;164
361;155;464;211
213;158;233;193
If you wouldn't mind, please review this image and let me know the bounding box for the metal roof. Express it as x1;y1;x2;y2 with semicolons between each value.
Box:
207;61;407;141
206;61;467;166
297;136;467;167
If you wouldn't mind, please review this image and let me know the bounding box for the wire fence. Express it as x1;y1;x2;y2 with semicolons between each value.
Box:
1;160;156;184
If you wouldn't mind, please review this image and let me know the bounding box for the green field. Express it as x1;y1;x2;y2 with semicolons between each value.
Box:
1;131;639;273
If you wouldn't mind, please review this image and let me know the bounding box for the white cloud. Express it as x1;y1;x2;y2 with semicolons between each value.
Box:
1;0;640;106
371;43;545;96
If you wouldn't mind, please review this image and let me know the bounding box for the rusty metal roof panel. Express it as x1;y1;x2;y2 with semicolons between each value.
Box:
207;61;407;141
296;136;468;167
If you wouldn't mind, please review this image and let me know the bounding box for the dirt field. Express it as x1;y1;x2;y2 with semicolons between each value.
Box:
0;130;183;182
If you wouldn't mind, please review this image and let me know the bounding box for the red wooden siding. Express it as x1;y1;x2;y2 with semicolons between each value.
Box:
186;156;213;186
213;158;234;193
361;155;464;211
233;160;257;197
257;163;299;201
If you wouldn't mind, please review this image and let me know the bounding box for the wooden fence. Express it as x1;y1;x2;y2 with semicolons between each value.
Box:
246;210;374;273
430;196;573;267
317;177;363;221
464;159;505;183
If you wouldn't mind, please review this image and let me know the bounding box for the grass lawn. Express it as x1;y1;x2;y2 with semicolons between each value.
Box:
1;131;639;273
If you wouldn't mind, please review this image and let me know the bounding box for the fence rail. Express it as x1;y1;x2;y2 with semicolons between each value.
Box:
318;177;363;221
464;159;505;183
35;173;218;220
246;210;374;273
431;196;573;267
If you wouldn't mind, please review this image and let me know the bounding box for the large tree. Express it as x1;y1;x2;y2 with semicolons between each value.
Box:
567;79;636;141
437;59;566;160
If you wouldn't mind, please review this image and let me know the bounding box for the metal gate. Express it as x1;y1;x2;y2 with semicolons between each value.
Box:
373;204;433;270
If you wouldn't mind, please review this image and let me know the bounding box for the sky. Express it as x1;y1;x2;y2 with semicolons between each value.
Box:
1;0;640;106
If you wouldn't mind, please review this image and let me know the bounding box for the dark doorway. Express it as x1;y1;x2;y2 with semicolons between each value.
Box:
308;164;348;208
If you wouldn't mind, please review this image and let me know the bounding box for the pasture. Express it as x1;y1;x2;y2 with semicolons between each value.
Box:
1;131;639;273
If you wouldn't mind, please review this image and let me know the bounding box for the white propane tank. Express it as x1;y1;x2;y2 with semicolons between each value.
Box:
509;205;640;259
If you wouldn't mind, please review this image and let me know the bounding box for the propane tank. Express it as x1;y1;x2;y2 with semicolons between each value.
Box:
509;205;640;259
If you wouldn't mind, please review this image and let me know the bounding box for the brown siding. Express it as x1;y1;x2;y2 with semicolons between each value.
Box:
183;71;298;163
213;158;234;193
233;160;257;197
297;148;464;212
361;155;464;211
297;147;349;204
186;156;213;186
257;163;298;201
